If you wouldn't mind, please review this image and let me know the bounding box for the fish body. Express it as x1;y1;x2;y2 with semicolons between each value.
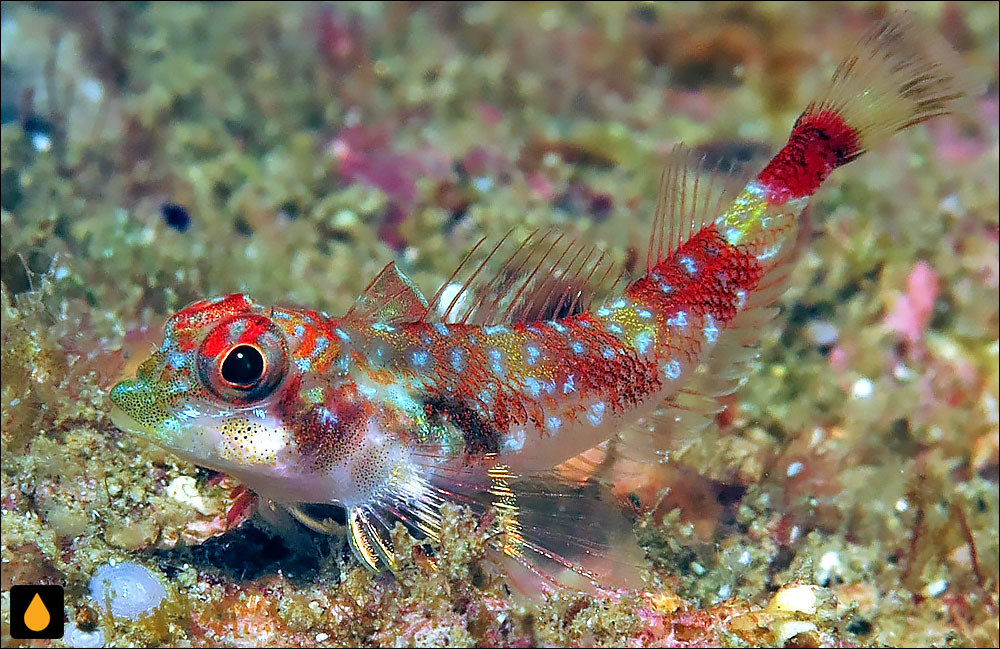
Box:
110;13;973;589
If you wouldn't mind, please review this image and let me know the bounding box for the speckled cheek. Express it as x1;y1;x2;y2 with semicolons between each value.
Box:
217;416;287;466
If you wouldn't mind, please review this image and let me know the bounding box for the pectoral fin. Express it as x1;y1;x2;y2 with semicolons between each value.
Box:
348;506;398;572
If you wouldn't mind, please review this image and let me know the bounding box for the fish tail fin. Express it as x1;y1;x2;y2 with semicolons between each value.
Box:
757;10;976;205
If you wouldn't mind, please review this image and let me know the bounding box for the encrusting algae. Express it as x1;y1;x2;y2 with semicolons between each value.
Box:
2;2;998;648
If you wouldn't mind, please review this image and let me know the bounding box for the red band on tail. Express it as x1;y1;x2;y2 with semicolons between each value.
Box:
757;109;861;205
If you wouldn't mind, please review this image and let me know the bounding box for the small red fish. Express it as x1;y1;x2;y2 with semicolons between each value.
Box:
110;13;972;591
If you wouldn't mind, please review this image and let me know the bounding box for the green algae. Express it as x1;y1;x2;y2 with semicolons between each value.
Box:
2;2;998;647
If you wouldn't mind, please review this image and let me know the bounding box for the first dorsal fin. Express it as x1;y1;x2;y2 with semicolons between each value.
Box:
422;228;629;326
647;145;763;271
346;262;428;325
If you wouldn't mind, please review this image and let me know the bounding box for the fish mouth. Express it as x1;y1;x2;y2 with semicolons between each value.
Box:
109;399;147;437
109;377;172;441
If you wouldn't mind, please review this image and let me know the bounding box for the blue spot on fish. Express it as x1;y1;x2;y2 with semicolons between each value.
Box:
663;359;681;379
526;345;540;365
667;311;688;328
571;341;585;354
588;401;605;425
546;416;562;432
634;330;653;354
335;328;351;341
411;350;429;367
433;323;450;337
680;256;697;275
451;349;465;372
704;315;719;344
489;349;505;376
563;374;576;394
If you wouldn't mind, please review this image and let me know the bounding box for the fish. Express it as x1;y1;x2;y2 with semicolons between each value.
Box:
110;12;973;591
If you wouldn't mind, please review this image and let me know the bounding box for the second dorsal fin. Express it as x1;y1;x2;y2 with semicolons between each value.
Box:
346;262;429;325
647;145;763;271
422;228;629;326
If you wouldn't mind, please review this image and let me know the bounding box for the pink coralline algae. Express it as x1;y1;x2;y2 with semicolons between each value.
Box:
883;260;940;344
329;124;449;209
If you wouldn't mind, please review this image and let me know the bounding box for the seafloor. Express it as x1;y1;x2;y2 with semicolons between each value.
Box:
1;2;997;647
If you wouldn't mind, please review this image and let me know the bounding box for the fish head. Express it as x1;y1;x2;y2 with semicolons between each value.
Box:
109;294;341;477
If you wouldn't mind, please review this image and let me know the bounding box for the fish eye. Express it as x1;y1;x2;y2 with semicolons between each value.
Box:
198;315;288;404
220;345;266;388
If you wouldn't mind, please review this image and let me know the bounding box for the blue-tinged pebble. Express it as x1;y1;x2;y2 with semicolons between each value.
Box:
89;562;166;620
65;622;105;648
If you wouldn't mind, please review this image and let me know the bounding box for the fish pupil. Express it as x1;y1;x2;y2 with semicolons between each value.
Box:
221;345;264;387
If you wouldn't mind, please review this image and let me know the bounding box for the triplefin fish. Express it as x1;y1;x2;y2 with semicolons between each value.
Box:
110;13;973;591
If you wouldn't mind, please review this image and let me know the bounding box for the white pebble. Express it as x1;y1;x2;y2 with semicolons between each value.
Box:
65;622;105;648
925;579;948;598
852;377;874;399
774;620;817;645
165;476;211;515
939;193;962;216
786;461;804;478
806;320;839;346
79;78;104;103
90;562;166;620
768;584;820;614
31;132;52;152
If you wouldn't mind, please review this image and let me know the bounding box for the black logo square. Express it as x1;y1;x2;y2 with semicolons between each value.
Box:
9;584;64;639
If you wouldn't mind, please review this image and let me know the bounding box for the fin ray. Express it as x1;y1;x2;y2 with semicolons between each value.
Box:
804;10;976;158
648;145;765;271
423;228;628;326
353;459;645;592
